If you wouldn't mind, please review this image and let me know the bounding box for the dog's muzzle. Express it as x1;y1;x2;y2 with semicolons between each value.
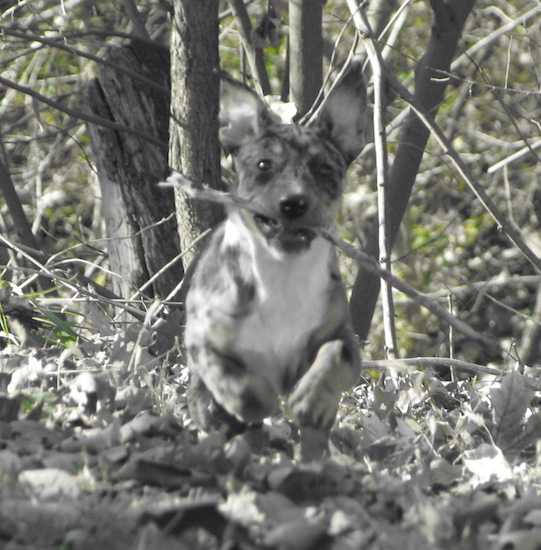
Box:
253;213;318;253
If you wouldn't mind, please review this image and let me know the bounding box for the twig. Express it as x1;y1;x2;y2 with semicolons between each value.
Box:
0;146;58;295
348;0;476;340
0;74;167;148
451;4;541;72
122;0;151;41
159;171;502;355
226;0;271;95
0;236;147;322
347;1;397;358
488;139;541;174
387;73;541;274
361;357;541;391
322;230;502;355
1;28;169;96
158;171;270;217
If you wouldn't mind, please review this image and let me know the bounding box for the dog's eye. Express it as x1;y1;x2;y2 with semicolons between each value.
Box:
319;163;334;177
257;159;272;171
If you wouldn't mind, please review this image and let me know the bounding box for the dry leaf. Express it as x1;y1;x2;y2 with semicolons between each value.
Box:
490;372;532;450
19;468;81;500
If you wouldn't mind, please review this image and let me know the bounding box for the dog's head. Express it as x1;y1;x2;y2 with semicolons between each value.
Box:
220;64;367;254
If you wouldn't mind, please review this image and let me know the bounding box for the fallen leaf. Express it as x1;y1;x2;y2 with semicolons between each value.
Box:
19;468;81;500
264;516;327;550
498;529;541;550
490;372;532;450
430;457;463;488
60;419;121;453
113;458;193;489
120;412;179;442
463;443;512;486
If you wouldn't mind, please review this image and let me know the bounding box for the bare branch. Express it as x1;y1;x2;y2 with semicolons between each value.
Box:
389;74;541;273
226;0;272;95
0;74;167;148
0;236;147;321
362;358;541;390
122;0;151;41
0;141;58;295
322;230;502;356
346;1;397;357
1;28;169;96
159;172;502;356
451;4;541;71
349;0;476;340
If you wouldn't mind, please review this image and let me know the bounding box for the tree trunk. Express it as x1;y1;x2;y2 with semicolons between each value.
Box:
85;41;181;302
349;0;476;341
289;0;323;116
170;0;225;271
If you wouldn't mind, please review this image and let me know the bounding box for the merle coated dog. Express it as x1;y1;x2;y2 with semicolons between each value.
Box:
185;64;366;460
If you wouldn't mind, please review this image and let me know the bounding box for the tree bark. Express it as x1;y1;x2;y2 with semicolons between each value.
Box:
289;0;323;116
85;41;181;302
227;0;272;96
349;0;476;341
170;0;224;271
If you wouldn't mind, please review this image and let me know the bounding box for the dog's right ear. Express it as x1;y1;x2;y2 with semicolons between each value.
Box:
220;77;272;154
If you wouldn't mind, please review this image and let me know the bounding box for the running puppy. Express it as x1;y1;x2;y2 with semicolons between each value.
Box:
185;64;367;460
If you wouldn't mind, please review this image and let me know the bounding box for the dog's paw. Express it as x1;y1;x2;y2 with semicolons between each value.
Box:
288;340;345;430
289;378;337;431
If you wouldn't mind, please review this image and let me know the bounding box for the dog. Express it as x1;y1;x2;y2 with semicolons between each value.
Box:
185;63;367;460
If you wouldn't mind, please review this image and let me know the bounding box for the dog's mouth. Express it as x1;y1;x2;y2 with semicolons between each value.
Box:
253;213;318;252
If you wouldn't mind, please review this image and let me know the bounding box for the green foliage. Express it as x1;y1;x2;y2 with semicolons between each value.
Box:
0;4;541;547
20;391;57;417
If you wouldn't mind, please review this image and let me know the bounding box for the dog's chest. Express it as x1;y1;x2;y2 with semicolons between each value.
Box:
232;236;332;386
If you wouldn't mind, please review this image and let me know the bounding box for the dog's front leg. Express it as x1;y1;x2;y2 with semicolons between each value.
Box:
289;334;360;461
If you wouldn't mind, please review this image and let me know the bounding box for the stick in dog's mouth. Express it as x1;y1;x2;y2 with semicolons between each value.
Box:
253;213;317;243
160;172;322;249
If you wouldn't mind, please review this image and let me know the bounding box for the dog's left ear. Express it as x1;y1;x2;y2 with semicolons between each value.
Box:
315;62;367;165
219;77;273;155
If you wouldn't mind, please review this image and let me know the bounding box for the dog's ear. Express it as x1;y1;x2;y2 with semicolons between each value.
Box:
220;77;272;154
315;62;367;165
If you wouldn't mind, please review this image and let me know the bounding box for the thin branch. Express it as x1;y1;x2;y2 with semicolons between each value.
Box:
1;28;169;96
159;171;269;217
362;357;541;390
387;73;541;274
0;237;147;322
322;230;502;355
396;275;541;302
219;0;257;21
347;1;397;358
0;74;167;148
122;0;151;41
488;139;541;174
451;4;541;72
349;0;476;340
226;0;271;95
0;144;58;295
159;171;502;355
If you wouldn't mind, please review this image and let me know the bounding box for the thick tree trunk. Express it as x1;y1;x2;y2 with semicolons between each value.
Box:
289;0;323;116
349;0;476;341
170;0;224;271
85;41;181;302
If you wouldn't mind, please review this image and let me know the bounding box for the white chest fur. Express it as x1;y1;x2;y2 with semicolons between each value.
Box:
223;216;333;391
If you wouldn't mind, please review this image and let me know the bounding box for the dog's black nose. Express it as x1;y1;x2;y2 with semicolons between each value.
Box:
280;194;309;218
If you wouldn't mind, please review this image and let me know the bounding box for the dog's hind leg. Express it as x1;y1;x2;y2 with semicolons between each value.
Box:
187;343;281;431
186;370;247;435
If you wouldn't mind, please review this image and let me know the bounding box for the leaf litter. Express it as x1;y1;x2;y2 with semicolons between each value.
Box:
1;314;541;550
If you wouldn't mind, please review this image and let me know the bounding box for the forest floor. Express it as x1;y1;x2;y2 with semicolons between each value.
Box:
1;304;541;550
